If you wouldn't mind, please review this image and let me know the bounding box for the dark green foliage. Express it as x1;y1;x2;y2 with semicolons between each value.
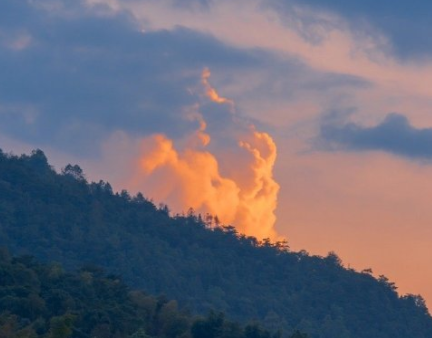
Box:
0;253;288;338
191;312;283;338
288;331;308;338
0;149;431;338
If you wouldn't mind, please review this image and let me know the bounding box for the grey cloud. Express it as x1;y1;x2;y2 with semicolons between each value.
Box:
0;0;273;156
0;0;371;159
171;0;212;9
267;0;432;59
320;113;432;160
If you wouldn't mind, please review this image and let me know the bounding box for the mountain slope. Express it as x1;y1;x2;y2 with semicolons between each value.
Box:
0;149;431;338
0;250;288;338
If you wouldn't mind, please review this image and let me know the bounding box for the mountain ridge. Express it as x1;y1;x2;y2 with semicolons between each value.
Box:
0;148;431;338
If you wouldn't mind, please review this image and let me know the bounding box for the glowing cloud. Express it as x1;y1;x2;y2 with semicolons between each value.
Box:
126;69;280;239
201;67;233;105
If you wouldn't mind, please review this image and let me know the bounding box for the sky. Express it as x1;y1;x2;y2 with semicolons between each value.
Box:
1;0;432;308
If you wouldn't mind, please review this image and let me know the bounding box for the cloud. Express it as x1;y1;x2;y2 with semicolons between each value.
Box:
0;0;371;158
81;0;432;144
320;113;432;160
127;129;279;239
267;0;432;59
0;0;274;156
170;0;211;10
98;69;280;239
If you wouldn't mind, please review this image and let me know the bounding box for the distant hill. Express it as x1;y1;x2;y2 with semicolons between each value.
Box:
0;148;431;338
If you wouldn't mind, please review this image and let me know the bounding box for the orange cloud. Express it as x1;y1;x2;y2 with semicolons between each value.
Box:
136;133;240;221
124;69;279;239
201;67;233;105
130;128;279;239
185;106;211;147
236;131;279;238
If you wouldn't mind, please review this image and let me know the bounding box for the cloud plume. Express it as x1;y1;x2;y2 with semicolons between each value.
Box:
123;69;280;239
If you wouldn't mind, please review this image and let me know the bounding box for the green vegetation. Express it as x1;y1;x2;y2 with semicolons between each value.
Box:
0;250;295;338
0;149;431;338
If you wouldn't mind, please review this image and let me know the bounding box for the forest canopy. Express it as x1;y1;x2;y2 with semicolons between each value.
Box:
0;149;431;338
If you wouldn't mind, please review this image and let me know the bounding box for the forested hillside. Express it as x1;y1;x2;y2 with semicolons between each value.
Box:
0;149;431;338
0;250;292;338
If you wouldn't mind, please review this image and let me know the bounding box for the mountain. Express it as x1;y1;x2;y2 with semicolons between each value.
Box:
0;148;431;338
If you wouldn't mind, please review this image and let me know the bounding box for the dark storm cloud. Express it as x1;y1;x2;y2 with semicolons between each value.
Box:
269;0;432;59
320;113;432;160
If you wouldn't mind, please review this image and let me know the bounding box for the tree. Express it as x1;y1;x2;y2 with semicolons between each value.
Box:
191;312;224;338
158;203;170;216
48;314;75;338
244;323;271;338
378;275;397;291
29;149;50;172
130;328;152;338
289;330;309;338
61;164;85;181
325;251;343;267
